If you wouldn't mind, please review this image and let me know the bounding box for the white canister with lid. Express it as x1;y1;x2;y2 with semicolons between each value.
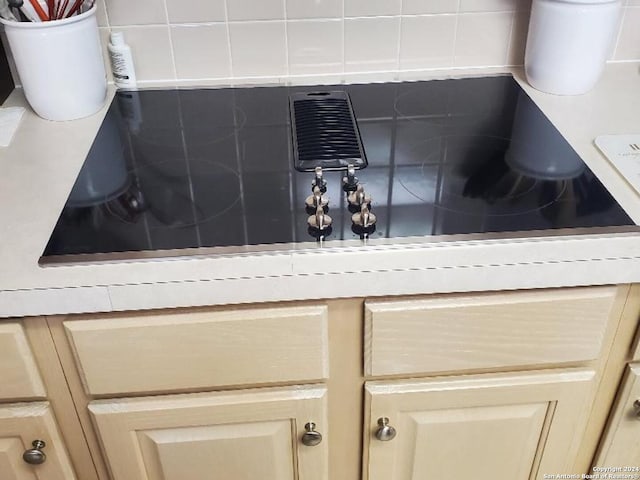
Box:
525;0;622;95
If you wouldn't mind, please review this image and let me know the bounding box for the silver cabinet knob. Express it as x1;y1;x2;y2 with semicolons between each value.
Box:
305;186;329;209
342;164;359;191
348;185;371;207
308;206;332;231
633;400;640;416
23;440;46;465
375;417;397;442
301;422;323;446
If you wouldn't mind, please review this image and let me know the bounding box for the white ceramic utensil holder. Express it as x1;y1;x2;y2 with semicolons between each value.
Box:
525;0;622;96
0;5;107;121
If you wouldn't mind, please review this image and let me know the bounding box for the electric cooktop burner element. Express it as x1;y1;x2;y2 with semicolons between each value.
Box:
41;75;636;264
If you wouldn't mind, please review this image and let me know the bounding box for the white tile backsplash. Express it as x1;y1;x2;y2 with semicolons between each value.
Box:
286;0;343;19
345;17;401;72
508;10;530;66
166;0;226;23
402;0;458;14
399;15;456;70
459;0;518;12
454;12;513;67
287;20;343;74
115;26;175;81
345;0;402;17
229;21;287;77
226;0;284;21
96;0;108;26
171;25;231;79
91;0;639;85
615;7;640;60
106;0;167;25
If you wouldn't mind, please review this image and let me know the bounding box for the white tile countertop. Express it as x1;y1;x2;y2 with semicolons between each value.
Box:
1;64;640;318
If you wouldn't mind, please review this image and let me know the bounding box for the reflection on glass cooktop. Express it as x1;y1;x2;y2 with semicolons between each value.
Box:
41;75;635;263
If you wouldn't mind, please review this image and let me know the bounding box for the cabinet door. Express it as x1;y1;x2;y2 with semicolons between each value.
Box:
89;385;328;480
594;363;640;468
364;369;595;480
0;402;77;480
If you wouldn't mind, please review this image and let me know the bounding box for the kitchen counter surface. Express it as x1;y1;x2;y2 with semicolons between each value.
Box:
1;64;640;318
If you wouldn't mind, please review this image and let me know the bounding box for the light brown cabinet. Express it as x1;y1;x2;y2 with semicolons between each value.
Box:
590;287;640;472
62;305;329;396
363;370;595;480
88;386;328;480
49;304;333;480
3;285;639;480
0;321;77;480
0;322;46;401
595;364;640;468
0;402;76;480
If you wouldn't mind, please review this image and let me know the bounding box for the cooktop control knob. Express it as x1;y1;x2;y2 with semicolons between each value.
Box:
342;164;359;191
305;186;329;210
348;185;371;207
311;166;327;192
352;204;377;229
308;206;333;231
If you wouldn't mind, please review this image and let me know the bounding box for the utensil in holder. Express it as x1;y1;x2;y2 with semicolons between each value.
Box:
0;4;106;121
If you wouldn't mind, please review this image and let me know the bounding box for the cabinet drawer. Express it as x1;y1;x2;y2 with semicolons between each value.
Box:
0;322;46;400
64;305;329;396
365;287;617;377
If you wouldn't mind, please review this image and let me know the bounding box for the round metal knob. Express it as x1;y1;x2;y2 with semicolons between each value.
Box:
308;206;332;231
352;204;377;228
375;417;396;442
23;440;46;465
305;186;329;209
348;185;371;207
301;422;323;446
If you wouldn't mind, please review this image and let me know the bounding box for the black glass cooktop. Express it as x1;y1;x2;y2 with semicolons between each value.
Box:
41;75;635;263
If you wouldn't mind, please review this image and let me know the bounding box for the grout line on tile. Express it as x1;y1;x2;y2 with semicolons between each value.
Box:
223;0;234;78
101;0;110;27
504;10;517;66
283;0;290;76
611;6;628;61
285;17;351;23
161;0;178;81
452;0;462;64
169;22;229;27
395;14;402;72
342;0;346;77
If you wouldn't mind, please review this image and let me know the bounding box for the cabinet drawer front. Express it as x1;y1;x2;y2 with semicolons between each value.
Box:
0;322;46;400
365;287;617;377
0;402;77;480
64;305;329;396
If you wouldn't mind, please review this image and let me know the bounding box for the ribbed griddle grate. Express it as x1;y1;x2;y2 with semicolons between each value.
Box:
290;91;367;172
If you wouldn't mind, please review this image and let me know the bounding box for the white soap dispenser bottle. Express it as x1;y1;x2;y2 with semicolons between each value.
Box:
108;32;137;88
